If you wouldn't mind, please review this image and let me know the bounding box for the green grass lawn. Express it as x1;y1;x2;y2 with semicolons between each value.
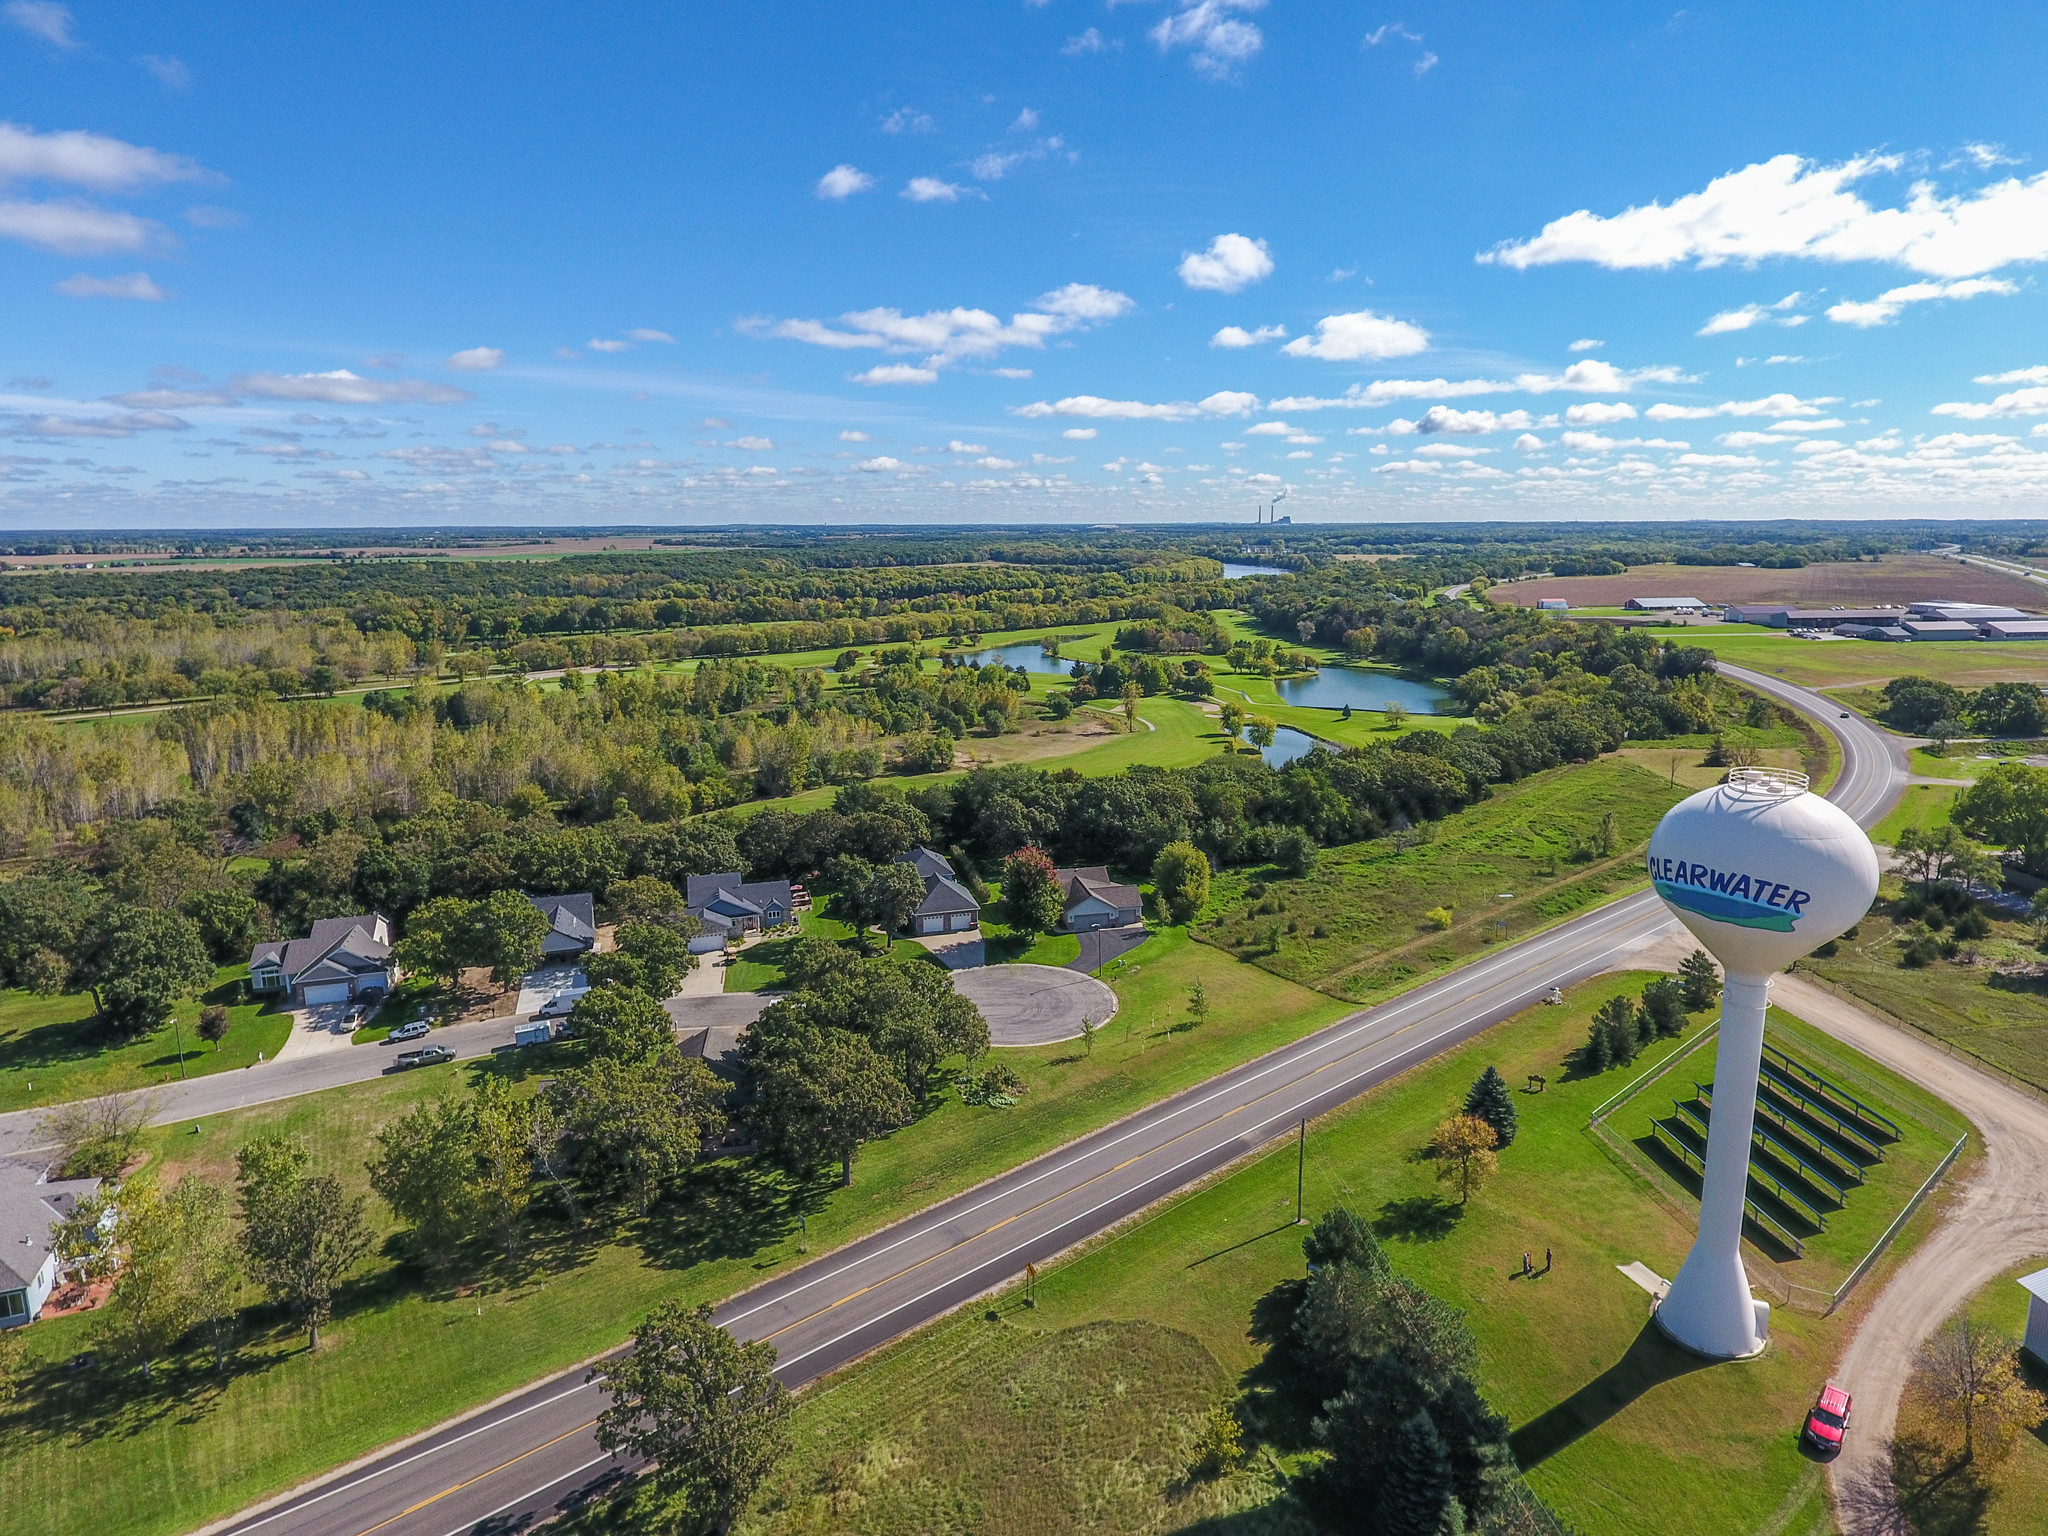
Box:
1870;783;1961;845
1198;756;1686;1001
0;964;293;1115
1677;630;2048;689
1797;894;2048;1095
0;924;1362;1536
725;970;1952;1536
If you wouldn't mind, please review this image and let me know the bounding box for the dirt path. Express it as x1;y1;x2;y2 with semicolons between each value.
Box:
1768;974;2048;1536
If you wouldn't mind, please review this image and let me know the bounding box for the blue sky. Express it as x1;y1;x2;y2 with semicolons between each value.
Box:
5;1;2048;528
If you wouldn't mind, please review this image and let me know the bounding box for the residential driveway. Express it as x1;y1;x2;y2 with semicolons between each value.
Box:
954;963;1118;1047
514;965;587;1015
1070;925;1149;975
910;933;985;970
664;993;772;1068
272;1002;359;1063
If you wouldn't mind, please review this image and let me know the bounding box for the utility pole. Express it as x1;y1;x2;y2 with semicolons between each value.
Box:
1295;1118;1306;1224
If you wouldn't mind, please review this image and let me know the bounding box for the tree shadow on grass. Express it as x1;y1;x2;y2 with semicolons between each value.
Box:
0;1005;120;1076
633;1158;805;1273
1888;1431;1993;1536
1509;1319;1715;1468
1234;1278;1323;1456
1374;1194;1462;1243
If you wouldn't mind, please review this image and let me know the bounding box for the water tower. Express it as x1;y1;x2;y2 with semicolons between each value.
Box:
1645;767;1878;1358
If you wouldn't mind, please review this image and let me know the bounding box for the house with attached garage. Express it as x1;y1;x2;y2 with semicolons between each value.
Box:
1052;866;1144;932
685;872;796;942
895;847;982;935
0;1163;103;1328
528;893;598;958
248;913;396;1005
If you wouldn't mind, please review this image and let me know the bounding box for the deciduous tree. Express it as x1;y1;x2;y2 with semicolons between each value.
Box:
1430;1116;1498;1206
1151;840;1210;925
999;845;1066;936
236;1134;371;1349
747;1027;910;1187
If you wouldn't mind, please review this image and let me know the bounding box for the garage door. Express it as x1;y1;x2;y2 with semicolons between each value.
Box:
303;982;352;1006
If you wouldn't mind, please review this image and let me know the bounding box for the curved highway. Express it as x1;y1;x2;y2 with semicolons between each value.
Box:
206;668;1910;1536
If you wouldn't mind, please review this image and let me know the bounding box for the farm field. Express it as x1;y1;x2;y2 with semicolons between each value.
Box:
0;964;291;1115
1797;893;2048;1096
723;973;1957;1536
1486;554;2047;612
1199;756;1686;1000
0;927;1355;1536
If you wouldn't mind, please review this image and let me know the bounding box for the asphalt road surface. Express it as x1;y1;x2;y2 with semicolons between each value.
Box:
206;670;1909;1536
955;962;1119;1045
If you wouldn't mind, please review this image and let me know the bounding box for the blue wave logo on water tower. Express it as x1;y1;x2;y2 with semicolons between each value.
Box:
1647;855;1812;933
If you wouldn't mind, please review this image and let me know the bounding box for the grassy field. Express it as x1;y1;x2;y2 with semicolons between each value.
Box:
1198;756;1685;1000
0;965;292;1115
1600;1008;1963;1284
1885;1260;2048;1536
0;925;1357;1536
1672;629;2048;689
723;971;1954;1536
1870;783;1961;846
1797;892;2048;1095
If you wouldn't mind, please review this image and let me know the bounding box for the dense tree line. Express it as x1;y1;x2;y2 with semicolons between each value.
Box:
1878;675;2048;739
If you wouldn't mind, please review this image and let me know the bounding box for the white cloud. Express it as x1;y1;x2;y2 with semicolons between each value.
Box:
0;123;207;191
904;176;969;202
1513;433;1546;452
0;199;154;253
1719;431;1785;448
1482;153;2048;279
731;436;774;450
229;369;472;405
1011;108;1040;132
990;366;1033;378
1062;427;1098;440
1211;323;1287;348
1952;143;2021;171
1375;458;1439;474
947;440;989;453
838;430;871;442
446;346;503;371
856;456;904;472
1413;442;1487;458
13;409;186;437
1826;277;2017;327
754;283;1133;375
1245;421;1295;435
1014;390;1258;420
4;2;74;47
1412;406;1534;434
1265;361;1689;412
1179;233;1274;293
1932;384;2048;420
55;270;167;300
1675;453;1763;467
1568;338;1603;352
970;455;1020;469
1979;366;2048;385
139;55;190;89
853;364;940;385
1364;23;1424;46
1151;0;1266;79
1281;310;1430;361
1564;401;1638;425
880;107;933;135
587;338;632;353
1698;293;1804;335
1645;393;1834;420
816;164;875;201
1062;27;1110;54
626;328;674;343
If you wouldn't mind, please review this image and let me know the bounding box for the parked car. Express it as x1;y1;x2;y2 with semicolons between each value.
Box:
1801;1382;1852;1457
537;991;583;1019
393;1045;455;1070
389;1020;430;1042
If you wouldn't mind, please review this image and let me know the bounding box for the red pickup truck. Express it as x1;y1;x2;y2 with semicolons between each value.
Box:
1802;1382;1852;1457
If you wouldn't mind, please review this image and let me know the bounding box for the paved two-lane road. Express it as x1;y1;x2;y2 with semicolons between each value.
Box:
208;668;1909;1536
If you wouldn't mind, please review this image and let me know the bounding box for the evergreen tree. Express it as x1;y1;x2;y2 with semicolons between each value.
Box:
1640;977;1686;1039
1589;994;1638;1069
1303;1205;1390;1280
1680;949;1721;1012
1462;1066;1518;1148
1378;1411;1463;1536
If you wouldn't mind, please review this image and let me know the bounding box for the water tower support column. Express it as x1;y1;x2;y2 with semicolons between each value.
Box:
1656;973;1773;1359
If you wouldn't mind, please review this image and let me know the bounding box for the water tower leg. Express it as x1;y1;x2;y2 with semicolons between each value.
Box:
1655;974;1771;1359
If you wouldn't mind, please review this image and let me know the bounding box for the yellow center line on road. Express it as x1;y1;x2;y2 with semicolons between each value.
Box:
348;1419;601;1536
751;936;1590;1346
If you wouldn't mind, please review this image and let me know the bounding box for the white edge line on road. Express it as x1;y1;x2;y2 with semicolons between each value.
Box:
428;1452;615;1536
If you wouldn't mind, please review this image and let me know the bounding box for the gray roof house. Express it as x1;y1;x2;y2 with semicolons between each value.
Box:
529;893;598;958
1052;867;1144;933
249;914;395;1005
1;1162;102;1329
896;848;981;935
685;872;796;940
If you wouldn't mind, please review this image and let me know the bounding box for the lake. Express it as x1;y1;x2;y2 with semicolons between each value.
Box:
1274;667;1451;715
952;641;1076;673
1221;562;1287;579
1260;725;1321;767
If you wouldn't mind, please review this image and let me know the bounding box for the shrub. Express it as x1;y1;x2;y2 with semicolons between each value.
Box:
1424;906;1454;931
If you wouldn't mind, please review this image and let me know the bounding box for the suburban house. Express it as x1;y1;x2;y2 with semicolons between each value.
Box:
528;892;598;958
685;872;796;942
0;1163;102;1329
1052;866;1144;932
248;913;395;1006
896;847;982;936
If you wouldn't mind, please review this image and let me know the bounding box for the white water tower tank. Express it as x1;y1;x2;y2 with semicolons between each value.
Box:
1645;768;1878;1359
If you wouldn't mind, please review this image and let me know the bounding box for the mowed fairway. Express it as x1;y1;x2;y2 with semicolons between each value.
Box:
727;974;1950;1536
1200;756;1686;1001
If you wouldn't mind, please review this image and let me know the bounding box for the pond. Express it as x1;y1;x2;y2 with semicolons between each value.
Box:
1274;666;1451;716
950;641;1078;673
1260;725;1322;767
1221;562;1287;579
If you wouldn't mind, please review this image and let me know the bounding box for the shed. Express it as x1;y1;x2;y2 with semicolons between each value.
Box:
1536;598;1569;613
2020;1267;2048;1367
